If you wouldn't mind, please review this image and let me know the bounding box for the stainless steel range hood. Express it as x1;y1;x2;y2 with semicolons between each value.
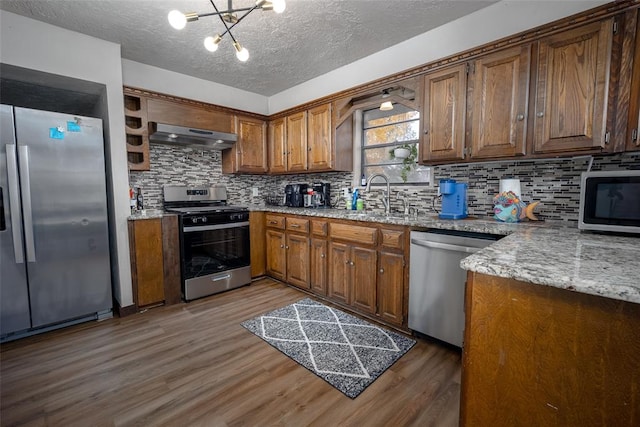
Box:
148;122;237;150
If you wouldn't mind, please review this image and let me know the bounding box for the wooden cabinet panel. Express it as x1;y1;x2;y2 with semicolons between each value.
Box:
377;251;405;326
328;242;350;305
266;229;286;281
461;272;640;427
350;247;377;315
129;219;165;307
310;238;327;296
533;19;613;153
311;220;328;237
469;45;530;159
286;217;310;233
628;10;640;152
161;215;181;306
286;111;308;172
422;63;467;162
286;233;310;289
307;103;332;171
380;228;405;251
146;98;233;132
268;118;287;173
329;223;377;246
223;116;268;174
249;211;266;278
265;214;286;229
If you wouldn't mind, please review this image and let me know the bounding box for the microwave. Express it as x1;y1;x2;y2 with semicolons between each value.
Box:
578;170;640;234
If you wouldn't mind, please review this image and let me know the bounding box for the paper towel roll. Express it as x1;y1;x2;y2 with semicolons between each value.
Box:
499;178;521;198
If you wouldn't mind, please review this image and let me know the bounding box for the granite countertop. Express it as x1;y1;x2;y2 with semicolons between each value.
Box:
460;227;640;305
128;209;168;220
253;206;639;305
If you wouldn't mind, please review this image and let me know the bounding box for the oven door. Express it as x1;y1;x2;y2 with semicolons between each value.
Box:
180;221;251;300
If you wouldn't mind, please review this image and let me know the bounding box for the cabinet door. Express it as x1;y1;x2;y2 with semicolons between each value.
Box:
310;238;328;295
533;19;613;153
469;45;530;159
350;247;377;315
265;229;286;281
307;103;332;171
421;63;467;162
377;251;405;326
328;242;350;305
287;111;308;172
286;233;310;289
236;116;268;173
130;219;165;307
268;118;287;173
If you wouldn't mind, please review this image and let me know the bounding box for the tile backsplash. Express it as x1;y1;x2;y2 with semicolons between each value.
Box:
129;145;639;226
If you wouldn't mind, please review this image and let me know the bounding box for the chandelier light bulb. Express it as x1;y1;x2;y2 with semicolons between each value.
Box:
272;0;286;13
380;101;394;111
204;35;222;52
168;10;187;29
234;42;249;62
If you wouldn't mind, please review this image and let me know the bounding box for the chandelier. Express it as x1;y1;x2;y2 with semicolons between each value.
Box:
168;0;286;62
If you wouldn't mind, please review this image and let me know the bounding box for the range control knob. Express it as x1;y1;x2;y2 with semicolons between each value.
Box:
201;216;208;223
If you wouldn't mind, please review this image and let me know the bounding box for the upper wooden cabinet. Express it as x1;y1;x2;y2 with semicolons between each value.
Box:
268;118;287;173
533;19;613;154
421;63;468;162
307;103;333;171
268;102;351;174
468;45;531;159
222;115;268;174
286;111;308;172
146;98;233;132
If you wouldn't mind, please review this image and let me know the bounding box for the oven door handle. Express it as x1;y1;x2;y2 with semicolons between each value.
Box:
183;221;249;232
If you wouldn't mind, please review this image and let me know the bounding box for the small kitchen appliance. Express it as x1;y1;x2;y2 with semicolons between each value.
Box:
578;170;640;235
285;184;307;207
439;179;468;219
312;182;331;208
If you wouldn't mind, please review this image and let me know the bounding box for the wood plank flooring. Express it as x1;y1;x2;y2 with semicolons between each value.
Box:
0;279;461;427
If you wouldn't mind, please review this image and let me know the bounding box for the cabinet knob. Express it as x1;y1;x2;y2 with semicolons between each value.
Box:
308;147;311;151
424;130;429;134
345;260;350;264
280;244;284;248
320;254;325;258
285;245;289;249
379;268;384;273
536;112;544;118
517;114;525;121
350;261;354;266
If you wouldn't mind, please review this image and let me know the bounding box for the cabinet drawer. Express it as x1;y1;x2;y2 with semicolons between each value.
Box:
265;214;285;229
330;223;377;246
311;220;328;237
380;228;405;250
286;217;309;233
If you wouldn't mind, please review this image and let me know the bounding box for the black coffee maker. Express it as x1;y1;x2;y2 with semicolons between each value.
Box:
312;183;331;208
285;184;307;207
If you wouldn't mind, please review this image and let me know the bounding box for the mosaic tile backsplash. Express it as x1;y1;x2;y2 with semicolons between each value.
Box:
129;145;639;226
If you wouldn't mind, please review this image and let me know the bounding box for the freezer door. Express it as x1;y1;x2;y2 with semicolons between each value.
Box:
14;107;112;328
0;105;31;335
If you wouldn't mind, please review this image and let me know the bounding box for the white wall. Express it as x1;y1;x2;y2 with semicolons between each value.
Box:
0;10;134;308
122;60;269;115
268;0;610;113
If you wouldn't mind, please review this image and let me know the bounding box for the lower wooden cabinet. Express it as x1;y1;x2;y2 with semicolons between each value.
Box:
377;251;405;325
310;238;328;295
128;216;181;309
265;213;407;329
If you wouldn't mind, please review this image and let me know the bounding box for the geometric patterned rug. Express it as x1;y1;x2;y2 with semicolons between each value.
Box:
241;298;416;398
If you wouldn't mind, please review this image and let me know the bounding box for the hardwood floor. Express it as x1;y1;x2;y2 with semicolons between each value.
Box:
0;279;461;426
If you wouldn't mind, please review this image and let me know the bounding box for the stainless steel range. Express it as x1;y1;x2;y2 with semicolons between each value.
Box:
163;185;250;301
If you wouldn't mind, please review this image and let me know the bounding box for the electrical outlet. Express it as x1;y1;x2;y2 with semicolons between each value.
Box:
252;187;259;197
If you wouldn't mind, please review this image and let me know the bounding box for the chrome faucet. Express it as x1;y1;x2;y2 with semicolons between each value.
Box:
365;173;391;215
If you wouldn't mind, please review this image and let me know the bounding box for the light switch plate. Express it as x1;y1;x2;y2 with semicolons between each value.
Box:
252;187;259;197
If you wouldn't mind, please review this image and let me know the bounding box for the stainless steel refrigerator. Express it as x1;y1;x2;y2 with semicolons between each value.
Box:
1;105;112;338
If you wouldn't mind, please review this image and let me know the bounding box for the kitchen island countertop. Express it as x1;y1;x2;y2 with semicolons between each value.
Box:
251;206;640;305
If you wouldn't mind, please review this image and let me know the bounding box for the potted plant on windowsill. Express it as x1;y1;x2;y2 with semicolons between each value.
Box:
389;143;418;182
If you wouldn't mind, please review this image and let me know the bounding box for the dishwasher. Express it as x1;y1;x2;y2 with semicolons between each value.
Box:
409;229;501;347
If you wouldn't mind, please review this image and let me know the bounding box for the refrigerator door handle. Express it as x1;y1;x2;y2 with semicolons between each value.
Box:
18;145;36;263
6;144;25;264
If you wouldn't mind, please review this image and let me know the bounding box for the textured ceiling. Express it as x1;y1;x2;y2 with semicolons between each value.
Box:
0;0;498;96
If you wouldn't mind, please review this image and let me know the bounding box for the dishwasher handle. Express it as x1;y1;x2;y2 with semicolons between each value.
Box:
411;238;484;254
